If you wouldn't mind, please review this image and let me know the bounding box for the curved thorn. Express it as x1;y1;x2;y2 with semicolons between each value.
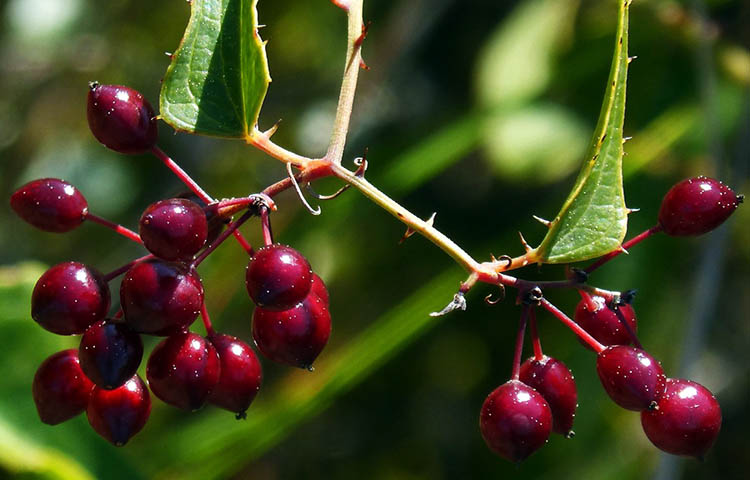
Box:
484;285;505;305
353;151;369;177
287;162;321;215
305;182;351;200
497;255;513;268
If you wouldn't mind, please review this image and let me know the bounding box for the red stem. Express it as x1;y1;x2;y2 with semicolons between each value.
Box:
86;213;142;244
200;302;215;337
193;210;255;267
539;298;605;353
103;254;154;282
584;225;663;274
511;305;530;380
529;307;544;361
232;230;254;256
260;207;273;246
614;306;643;349
151;146;214;203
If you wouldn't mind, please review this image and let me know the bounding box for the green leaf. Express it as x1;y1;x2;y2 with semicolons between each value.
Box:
530;0;631;264
160;0;271;138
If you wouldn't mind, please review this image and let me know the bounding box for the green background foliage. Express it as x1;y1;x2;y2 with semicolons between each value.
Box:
0;0;748;478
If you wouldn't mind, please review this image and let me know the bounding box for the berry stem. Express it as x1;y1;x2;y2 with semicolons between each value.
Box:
584;225;663;274
192;209;255;267
200;302;215;337
511;305;530;380
103;254;154;282
260;207;274;246
85;213;142;244
614;306;643;349
529;307;544;361
150;146;214;204
539;298;605;353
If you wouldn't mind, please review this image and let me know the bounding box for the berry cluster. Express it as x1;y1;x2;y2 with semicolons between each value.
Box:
479;176;741;463
13;84;332;445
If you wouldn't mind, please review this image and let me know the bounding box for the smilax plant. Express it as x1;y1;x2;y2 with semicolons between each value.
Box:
10;0;742;464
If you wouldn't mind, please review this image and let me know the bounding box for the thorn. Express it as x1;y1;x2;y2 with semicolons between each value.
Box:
257;24;267;29
484;285;506;305
489;253;497;262
518;232;533;253
532;215;551;227
623;136;633;143
496;255;513;269
430;292;466;317
399;213;436;244
627;207;640;214
354;21;370;49
425;212;436;227
165;52;173;58
261;120;281;139
360;58;370;70
286;162;321;216
353;150;369;177
618;245;629;255
628;55;637;63
306;182;350;201
330;0;350;11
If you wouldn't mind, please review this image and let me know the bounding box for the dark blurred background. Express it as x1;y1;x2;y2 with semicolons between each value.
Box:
0;0;748;478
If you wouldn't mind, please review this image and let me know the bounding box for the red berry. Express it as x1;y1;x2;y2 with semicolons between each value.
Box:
33;349;94;425
87;374;151;446
658;176;742;236
32;262;110;335
641;378;721;458
310;273;329;305
519;356;577;436
252;293;331;369
147;332;221;411
120;259;204;335
596;345;667;411
245;245;313;311
479;380;552;462
87;82;158;154
79;320;143;390
139;198;208;261
208;334;263;418
574;295;637;351
10;178;88;233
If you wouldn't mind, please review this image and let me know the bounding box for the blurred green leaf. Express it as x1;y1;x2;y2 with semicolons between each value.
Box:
532;0;631;264
160;0;271;138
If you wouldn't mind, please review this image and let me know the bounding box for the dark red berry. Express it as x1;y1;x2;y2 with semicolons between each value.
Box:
479;380;552;463
32;349;94;425
641;378;721;458
79;320;143;390
596;345;667;411
245;245;313;311
519;356;577;436
574;295;637;351
32;262;110;335
120;259;204;336
147;332;221;411
310;273;329;305
175;191;227;246
87;82;158;154
658;176;742;236
208;334;263;417
252;293;331;369
87;374;151;446
139;198;208;261
10;178;88;233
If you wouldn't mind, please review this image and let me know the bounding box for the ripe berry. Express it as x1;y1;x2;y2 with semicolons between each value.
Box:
252;293;331;369
10;178;88;233
32;262;110;335
245;245;313;311
310;273;329;305
574;295;637;351
596;345;667;411
87;82;158;154
147;332;221;411
79;320;143;390
479;380;552;463
32;349;94;425
208;334;263;418
658;176;742;236
519;356;577;436
139;198;208;261
87;374;151;446
120;259;204;335
641;378;721;458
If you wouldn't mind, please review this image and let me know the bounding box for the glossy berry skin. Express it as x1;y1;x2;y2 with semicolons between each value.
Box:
479;380;552;463
310;273;329;305
574;295;637;351
120;260;204;336
208;334;263;417
32;262;110;335
79;320;143;390
139;198;208;261
641;378;721;458
87;82;158;154
519;356;577;436
147;332;221;411
87;374;151;446
33;349;94;425
596;346;667;411
658;176;741;236
246;245;313;311
10;178;88;233
252;293;331;369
